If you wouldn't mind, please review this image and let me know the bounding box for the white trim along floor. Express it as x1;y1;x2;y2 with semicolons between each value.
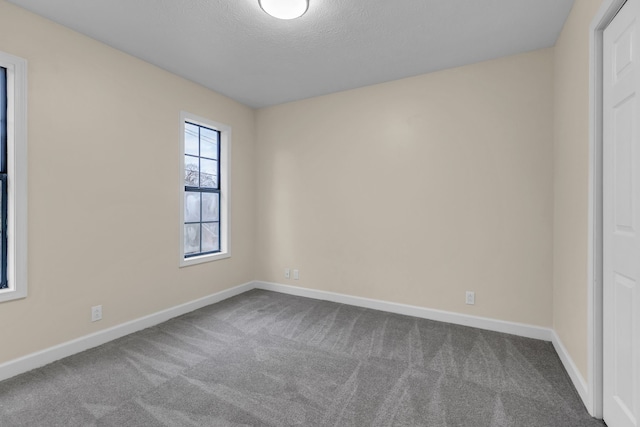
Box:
0;281;588;414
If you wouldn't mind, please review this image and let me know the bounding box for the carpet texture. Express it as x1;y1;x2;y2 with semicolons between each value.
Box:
0;289;605;426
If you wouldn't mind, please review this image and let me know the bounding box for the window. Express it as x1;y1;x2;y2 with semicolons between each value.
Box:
180;112;230;266
1;66;8;288
0;51;27;303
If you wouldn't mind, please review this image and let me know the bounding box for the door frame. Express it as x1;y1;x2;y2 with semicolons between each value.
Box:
588;0;628;418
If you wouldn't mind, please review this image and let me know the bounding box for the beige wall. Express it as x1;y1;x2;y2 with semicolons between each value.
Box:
256;49;555;327
0;0;603;378
0;1;255;364
553;0;603;380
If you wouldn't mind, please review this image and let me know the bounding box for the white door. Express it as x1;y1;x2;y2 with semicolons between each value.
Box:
603;0;640;425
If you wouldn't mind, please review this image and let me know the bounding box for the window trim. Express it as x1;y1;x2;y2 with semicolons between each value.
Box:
179;111;230;267
0;51;27;303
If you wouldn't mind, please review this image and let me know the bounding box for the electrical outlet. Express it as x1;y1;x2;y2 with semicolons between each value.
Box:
293;269;299;280
91;305;102;322
285;268;290;279
465;291;475;305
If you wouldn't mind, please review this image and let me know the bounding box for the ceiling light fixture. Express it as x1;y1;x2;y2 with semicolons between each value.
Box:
259;0;309;20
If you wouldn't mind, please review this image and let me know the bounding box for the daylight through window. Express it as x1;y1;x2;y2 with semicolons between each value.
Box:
183;122;221;257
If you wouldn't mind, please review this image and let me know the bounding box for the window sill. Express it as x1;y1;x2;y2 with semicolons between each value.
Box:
180;251;230;267
0;287;27;303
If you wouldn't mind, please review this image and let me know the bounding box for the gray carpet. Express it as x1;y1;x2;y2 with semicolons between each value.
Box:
0;289;605;426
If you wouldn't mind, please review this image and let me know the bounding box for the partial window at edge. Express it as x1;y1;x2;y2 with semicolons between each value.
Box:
0;66;8;288
0;50;28;303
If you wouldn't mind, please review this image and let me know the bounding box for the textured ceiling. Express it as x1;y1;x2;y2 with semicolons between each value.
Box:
8;0;575;108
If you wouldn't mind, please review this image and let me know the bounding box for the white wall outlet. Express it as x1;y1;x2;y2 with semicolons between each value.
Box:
465;291;475;305
91;305;102;322
293;269;299;280
284;268;290;279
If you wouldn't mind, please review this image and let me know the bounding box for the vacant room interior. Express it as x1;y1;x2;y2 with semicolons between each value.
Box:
0;0;637;425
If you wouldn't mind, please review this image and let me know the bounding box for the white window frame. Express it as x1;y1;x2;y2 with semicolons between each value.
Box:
179;111;230;266
0;51;28;303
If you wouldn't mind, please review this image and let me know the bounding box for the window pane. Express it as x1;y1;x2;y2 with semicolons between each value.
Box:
0;67;6;174
200;158;218;188
184;155;199;187
200;128;218;159
202;192;219;222
184;192;201;223
184;224;201;255
0;184;3;288
202;222;219;252
185;123;199;156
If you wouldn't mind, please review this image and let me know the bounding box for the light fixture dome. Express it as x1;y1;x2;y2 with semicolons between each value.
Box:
259;0;309;20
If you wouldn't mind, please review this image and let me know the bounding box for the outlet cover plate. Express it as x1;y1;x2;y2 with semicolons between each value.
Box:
465;291;475;305
91;305;102;322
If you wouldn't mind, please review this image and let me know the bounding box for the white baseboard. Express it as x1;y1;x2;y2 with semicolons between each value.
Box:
551;330;589;407
254;282;589;407
0;281;254;382
0;278;591;416
254;281;553;341
255;281;592;410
